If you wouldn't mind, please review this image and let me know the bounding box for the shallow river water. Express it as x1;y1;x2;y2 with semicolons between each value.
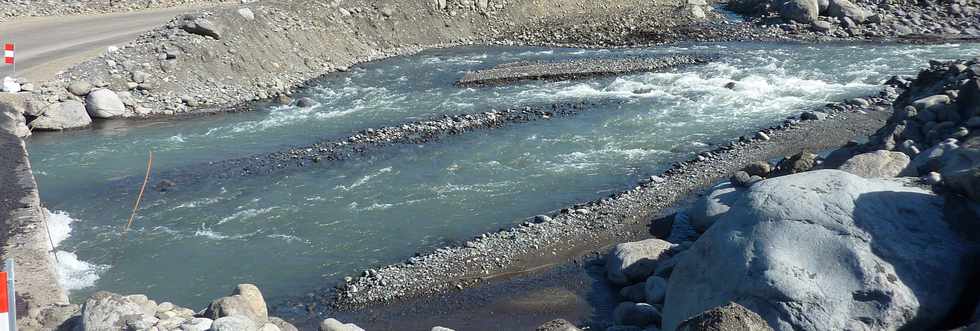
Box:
27;42;980;308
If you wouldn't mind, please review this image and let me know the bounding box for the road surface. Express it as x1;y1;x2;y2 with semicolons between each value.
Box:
0;4;228;82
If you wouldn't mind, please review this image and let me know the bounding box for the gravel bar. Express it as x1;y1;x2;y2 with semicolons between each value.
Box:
455;55;713;87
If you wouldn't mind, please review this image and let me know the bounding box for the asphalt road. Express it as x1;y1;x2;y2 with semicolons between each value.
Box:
0;4;226;82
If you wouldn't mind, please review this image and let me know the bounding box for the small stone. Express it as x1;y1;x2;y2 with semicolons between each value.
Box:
754;131;770;141
922;172;941;185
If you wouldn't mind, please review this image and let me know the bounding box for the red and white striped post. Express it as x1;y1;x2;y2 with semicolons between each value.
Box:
0;259;15;331
3;43;14;77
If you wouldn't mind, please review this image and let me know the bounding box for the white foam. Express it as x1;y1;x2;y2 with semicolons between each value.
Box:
335;167;393;191
44;209;107;291
194;224;229;240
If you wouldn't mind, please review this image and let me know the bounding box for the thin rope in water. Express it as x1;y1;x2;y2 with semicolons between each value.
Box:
123;151;153;235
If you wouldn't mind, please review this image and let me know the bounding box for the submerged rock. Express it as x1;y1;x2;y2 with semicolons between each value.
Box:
663;170;971;330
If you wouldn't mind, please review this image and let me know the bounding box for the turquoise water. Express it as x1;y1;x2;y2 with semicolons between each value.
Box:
27;42;980;308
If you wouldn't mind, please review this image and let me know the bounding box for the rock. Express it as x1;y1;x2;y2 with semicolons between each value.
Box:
800;111;826;121
940;138;980;202
912;95;951;112
85;89;127;118
181;317;214;331
742;161;772;177
234;284;269;321
644;276;668;304
68;80;93;96
688;182;742;232
181;18;224;39
269;317;299;331
607;238;676;285
958;79;979;118
238;8;255;20
131;71;149;83
614;302;662;327
730;171;759;188
30;100;92;130
204;294;265;323
921;171;942;185
838;150;911;178
909;139;958;174
771;150;817;176
296;97;316;108
431;327;455;331
80;291;147;330
259;323;282;331
811;20;833;32
675;302;773;331
777;0;819;23
846;97;870;107
754;131;770;141
663;170;971;331
276;94;292;105
536;319;582;331
620;282;647;302
724;82;737;89
319;318;365;331
827;0;867;22
212;316;258;331
0;101;29;138
2;77;20;93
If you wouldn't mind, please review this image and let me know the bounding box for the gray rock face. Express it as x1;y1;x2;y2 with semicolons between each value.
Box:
838;150;911;178
606;238;676;285
826;0;867;22
30;100;92;130
663;170;971;331
0;103;29;138
614;302;662;327
777;0;819;23
81;291;146;330
182;18;224;39
234;284;269;321
85;88;127;118
688;182;742;232
676;302;773;331
940;137;980;202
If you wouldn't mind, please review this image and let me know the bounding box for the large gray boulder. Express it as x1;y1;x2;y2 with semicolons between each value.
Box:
826;0;867;22
212;315;258;331
30;100;92;130
676;302;773;331
663;170;971;331
85;88;127;118
606;238;676;285
688;182;742;232
838;150;911;178
777;0;819;23
80;291;147;330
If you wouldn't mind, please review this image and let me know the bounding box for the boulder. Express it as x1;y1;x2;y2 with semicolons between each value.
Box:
940;137;980;202
644;276;668;304
204;294;265;323
912;95;951;112
431;327;455;331
181;317;214;331
319;318;365;331
212;316;258;331
676;302;773;331
80;291;147;330
0;102;29;138
688;182;742;232
742;161;772;177
730;171;761;187
2;77;20;93
30;100;92;130
535;319;582;331
606;238;676;285
181;18;224;39
826;0;867;22
234;284;269;321
620;282;647;302
614;302;662;327
68;80;93;96
771;150;817;176
777;0;819;23
838;150;911;178
238;8;255;20
85;89;127;118
908;139;958;174
663;170;971;331
296;97;316;108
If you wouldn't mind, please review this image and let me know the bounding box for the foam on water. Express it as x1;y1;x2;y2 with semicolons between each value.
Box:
46;209;106;291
